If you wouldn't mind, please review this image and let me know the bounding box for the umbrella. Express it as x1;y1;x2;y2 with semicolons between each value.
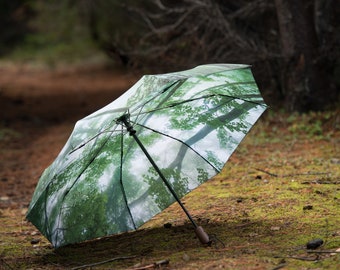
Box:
26;64;267;248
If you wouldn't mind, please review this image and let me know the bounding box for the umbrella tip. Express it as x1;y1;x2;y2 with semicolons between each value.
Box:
195;226;211;245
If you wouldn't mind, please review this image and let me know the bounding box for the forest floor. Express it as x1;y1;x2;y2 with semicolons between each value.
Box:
0;63;339;270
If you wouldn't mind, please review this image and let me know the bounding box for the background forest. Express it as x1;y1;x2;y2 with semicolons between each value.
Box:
0;0;339;111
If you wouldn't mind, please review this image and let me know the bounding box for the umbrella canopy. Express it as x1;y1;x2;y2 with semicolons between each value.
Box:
27;64;267;248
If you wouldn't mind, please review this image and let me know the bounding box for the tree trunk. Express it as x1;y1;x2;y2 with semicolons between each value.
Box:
274;0;335;112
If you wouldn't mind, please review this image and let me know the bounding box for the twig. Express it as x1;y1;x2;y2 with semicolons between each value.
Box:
282;172;329;177
255;168;278;177
235;221;257;228
271;264;287;270
273;255;318;261
255;168;329;178
302;179;340;185
130;259;169;270
71;255;138;270
307;250;340;254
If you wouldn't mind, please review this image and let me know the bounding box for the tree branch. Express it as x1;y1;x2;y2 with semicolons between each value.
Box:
71;255;138;270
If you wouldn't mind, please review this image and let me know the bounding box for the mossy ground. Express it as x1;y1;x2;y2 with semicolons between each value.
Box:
0;67;339;269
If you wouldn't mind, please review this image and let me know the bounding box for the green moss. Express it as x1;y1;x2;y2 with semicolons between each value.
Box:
1;111;340;269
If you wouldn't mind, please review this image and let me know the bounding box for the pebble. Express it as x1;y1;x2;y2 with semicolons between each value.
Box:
30;238;40;245
306;238;323;249
163;222;172;229
330;158;340;164
303;205;313;210
182;253;190;261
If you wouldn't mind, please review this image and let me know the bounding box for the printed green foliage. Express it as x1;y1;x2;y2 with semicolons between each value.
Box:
27;64;267;247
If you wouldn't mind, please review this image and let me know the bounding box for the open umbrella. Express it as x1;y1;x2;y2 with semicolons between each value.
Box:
27;64;267;248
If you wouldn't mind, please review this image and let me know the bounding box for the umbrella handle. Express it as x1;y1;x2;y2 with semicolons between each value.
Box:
195;226;211;245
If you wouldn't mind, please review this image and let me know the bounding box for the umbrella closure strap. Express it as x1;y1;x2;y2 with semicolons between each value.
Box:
117;114;198;229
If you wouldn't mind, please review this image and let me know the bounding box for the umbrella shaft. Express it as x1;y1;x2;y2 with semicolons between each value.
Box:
119;115;198;228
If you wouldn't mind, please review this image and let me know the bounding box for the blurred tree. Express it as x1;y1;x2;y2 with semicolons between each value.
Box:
0;0;32;55
274;0;337;111
4;0;338;111
100;0;279;69
76;0;145;66
94;0;338;111
13;0;101;63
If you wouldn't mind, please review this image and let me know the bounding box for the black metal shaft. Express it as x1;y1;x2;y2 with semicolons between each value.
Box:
118;114;198;229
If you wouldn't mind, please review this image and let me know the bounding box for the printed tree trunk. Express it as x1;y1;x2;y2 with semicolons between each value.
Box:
274;0;334;112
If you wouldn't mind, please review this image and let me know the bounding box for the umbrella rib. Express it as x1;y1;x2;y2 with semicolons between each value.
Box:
130;80;185;125
130;90;265;118
133;122;220;173
69;126;122;154
46;125;123;244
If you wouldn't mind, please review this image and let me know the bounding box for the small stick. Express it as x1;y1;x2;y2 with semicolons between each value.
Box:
71;255;137;270
130;259;170;270
307;250;340;254
271;264;287;270
255;168;328;178
273;255;318;261
254;168;278;177
282;172;329;177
